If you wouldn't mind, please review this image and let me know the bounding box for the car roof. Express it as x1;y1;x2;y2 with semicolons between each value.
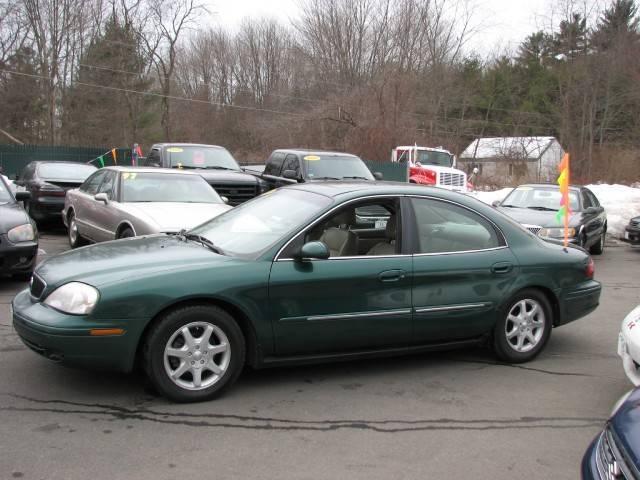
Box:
517;183;584;191
101;166;204;175
151;143;227;149
286;180;469;200
273;149;360;158
29;161;97;166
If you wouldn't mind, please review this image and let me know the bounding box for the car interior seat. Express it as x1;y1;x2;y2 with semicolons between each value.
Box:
366;214;397;255
319;209;358;257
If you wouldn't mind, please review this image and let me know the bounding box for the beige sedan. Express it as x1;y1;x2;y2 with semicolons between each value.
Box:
62;167;232;247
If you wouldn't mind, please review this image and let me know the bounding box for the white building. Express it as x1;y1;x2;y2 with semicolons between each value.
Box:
459;137;565;183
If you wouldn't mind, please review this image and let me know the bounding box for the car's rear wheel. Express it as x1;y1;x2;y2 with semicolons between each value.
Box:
590;229;605;255
118;227;134;239
68;212;87;248
143;304;245;402
493;289;552;363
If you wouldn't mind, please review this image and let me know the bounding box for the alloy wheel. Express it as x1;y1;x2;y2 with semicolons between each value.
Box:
504;299;546;353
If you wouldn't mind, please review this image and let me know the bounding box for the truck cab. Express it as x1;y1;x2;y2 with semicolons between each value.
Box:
391;146;472;193
143;143;267;205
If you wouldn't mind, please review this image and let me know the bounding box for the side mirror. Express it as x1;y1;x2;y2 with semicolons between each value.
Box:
294;241;330;261
373;172;383;180
15;191;31;201
221;196;229;204
492;200;501;207
94;193;109;204
282;169;299;180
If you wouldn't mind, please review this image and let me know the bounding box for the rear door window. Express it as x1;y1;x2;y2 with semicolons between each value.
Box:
80;170;107;195
264;152;285;175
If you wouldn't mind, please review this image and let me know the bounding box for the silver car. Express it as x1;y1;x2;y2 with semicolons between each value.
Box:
63;167;232;247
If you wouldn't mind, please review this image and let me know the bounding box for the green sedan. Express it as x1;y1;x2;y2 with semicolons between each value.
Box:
12;182;601;402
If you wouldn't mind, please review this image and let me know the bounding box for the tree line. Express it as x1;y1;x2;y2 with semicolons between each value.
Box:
1;0;639;182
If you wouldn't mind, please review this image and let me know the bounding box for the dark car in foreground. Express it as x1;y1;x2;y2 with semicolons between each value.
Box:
624;216;640;245
12;182;601;402
582;387;640;479
16;161;97;223
0;175;38;279
494;184;607;254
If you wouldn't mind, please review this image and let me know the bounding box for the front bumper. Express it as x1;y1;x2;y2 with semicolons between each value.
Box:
12;289;142;372
618;306;640;386
558;280;601;326
0;234;37;274
623;225;640;245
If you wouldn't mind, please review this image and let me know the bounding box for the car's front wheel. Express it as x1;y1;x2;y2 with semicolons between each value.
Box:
143;305;245;402
67;212;87;248
590;229;605;255
493;289;552;363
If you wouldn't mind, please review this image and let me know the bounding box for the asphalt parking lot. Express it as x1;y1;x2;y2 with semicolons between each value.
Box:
0;230;638;480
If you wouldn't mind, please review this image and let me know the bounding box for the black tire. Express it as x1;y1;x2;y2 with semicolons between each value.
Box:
143;304;245;402
118;227;135;239
67;211;88;248
590;229;605;255
492;288;553;363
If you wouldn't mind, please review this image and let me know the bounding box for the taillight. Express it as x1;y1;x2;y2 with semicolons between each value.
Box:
585;257;595;279
36;182;65;197
422;169;436;184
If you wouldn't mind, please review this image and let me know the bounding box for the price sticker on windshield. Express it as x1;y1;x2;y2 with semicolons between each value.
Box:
167;147;183;153
122;172;136;180
304;155;321;161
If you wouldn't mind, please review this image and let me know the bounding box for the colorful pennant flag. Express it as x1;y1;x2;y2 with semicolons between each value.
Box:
556;153;570;247
98;155;104;168
111;148;117;165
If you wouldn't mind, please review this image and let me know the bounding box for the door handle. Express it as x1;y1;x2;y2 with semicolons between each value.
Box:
378;269;406;282
491;262;513;274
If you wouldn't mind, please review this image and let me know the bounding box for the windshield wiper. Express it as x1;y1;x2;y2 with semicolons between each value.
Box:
341;176;370;180
527;206;558;211
313;176;341;180
499;204;518;208
202;166;236;170
174;229;225;255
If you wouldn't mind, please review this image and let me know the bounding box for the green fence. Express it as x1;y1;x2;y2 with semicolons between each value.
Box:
363;159;408;182
0;144;132;178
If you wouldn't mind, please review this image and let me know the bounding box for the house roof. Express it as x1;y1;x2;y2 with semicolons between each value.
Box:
460;137;559;161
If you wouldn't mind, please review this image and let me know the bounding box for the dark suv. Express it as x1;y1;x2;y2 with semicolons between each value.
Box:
142;143;267;205
16;161;97;223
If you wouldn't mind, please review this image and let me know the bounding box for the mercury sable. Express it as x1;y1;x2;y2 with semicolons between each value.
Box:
13;182;601;402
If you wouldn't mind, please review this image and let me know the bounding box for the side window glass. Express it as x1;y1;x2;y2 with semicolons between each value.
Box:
410;198;502;254
586;190;600;207
97;171;117;199
146;149;160;166
282;154;300;178
581;192;592;209
265;153;285;175
81;171;107;195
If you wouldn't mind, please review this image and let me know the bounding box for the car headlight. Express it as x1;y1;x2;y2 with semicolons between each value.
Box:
43;282;99;315
538;227;576;239
7;223;35;243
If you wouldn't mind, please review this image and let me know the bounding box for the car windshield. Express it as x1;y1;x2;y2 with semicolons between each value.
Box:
190;189;332;257
415;150;453;167
164;146;240;170
121;172;223;203
0;177;11;203
37;163;97;181
302;154;374;180
501;186;580;211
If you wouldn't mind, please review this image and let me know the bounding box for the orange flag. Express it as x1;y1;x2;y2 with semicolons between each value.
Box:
111;148;117;165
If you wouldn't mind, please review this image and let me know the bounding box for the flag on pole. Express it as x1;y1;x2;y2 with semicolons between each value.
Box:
111;148;117;165
556;153;570;247
98;155;104;168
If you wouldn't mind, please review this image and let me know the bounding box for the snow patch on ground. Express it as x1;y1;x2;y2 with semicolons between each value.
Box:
470;184;640;239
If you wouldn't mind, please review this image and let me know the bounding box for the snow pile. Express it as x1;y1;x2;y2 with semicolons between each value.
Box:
587;184;640;238
470;184;640;239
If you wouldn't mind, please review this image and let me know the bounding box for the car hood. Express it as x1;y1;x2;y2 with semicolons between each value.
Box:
0;201;31;233
122;202;232;232
497;206;581;227
36;235;234;288
610;387;640;470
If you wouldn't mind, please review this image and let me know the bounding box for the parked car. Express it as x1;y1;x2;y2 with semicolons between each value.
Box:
0;175;38;279
247;149;381;190
582;387;640;479
624;216;640;245
493;184;607;254
618;305;640;386
15;161;97;223
13;183;601;402
63;167;233;247
142;143;267;205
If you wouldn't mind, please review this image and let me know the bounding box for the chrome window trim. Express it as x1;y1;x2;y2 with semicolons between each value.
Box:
414;303;489;314
274;193;510;261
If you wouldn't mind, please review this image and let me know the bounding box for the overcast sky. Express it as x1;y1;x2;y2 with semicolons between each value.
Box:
206;0;555;56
